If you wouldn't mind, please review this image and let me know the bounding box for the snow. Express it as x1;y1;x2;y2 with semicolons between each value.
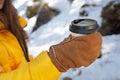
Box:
13;0;29;17
13;0;120;80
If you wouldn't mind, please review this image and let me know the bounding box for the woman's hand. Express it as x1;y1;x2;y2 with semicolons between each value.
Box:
48;32;102;72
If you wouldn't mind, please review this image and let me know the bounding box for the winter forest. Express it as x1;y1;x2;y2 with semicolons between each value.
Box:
13;0;120;80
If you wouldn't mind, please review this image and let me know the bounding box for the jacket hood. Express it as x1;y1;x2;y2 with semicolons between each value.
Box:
0;16;27;30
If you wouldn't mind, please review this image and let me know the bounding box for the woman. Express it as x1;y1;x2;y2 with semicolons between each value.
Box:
0;0;102;80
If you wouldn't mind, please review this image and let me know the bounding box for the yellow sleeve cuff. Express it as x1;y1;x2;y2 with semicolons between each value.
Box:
29;51;62;80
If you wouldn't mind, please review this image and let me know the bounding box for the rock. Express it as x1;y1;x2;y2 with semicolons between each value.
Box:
32;0;40;2
80;10;88;16
26;2;40;18
63;77;72;80
32;3;60;32
68;0;74;3
99;1;120;36
79;4;97;17
26;0;41;18
81;4;97;8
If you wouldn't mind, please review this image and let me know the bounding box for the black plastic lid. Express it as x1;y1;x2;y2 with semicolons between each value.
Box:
69;19;99;34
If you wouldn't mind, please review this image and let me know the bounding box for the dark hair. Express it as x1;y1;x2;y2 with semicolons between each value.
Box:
0;0;30;62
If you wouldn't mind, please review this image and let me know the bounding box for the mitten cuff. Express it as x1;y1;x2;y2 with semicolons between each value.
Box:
48;46;67;72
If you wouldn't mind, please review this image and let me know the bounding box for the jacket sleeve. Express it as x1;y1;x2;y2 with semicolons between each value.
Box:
0;51;62;80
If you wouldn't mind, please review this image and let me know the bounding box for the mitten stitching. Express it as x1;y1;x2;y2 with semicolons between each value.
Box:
51;46;67;71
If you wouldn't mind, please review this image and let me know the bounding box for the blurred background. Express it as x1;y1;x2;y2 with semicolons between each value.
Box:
13;0;120;80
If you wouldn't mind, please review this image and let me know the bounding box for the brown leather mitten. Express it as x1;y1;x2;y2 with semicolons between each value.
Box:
48;32;102;72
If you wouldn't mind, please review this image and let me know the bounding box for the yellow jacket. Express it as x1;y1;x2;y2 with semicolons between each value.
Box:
0;17;61;80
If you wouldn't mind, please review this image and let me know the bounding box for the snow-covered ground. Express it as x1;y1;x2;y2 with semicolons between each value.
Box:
14;0;120;80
